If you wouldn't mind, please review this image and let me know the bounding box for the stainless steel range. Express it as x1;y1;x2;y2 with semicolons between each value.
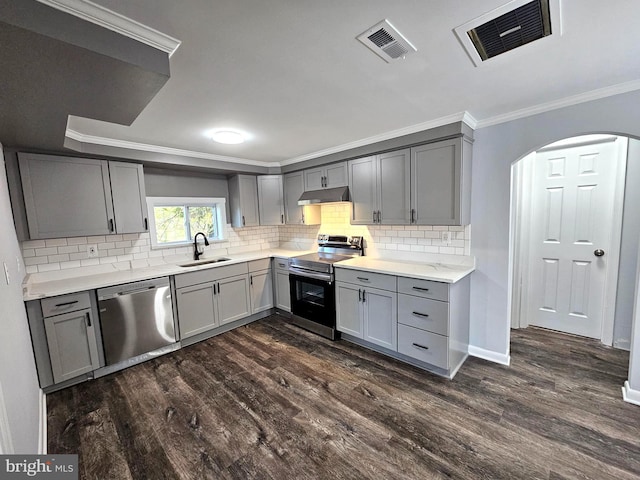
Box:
289;234;364;339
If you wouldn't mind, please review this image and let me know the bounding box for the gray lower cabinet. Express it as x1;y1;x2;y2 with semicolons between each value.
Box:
17;153;149;239
228;175;260;227
304;162;347;190
336;271;398;350
257;175;285;225
283;171;321;225
336;267;470;378
273;258;291;312
411;137;471;225
175;262;251;339
249;259;273;314
41;292;101;384
348;149;410;225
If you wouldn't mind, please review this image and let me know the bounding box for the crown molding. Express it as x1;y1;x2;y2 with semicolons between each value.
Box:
475;79;640;129
65;129;273;167
279;111;475;166
36;0;181;56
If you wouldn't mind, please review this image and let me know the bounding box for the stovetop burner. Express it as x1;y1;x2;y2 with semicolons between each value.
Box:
289;234;364;276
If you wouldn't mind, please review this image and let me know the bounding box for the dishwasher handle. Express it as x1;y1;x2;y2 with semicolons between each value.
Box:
97;279;170;300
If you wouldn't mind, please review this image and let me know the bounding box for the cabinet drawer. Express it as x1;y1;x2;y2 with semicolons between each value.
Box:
398;324;448;369
174;262;248;288
249;258;271;272
273;257;290;272
335;268;396;291
398;294;449;336
397;277;449;302
41;291;92;317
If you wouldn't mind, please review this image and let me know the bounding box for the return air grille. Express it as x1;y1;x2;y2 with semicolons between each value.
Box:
357;19;417;63
468;0;551;61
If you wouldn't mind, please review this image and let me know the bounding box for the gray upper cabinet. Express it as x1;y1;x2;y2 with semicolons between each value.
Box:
304;162;347;190
348;149;410;225
411;137;471;225
109;161;149;234
283;172;321;225
18;153;149;239
19;153;114;239
257;175;284;225
348;156;377;224
228;175;259;227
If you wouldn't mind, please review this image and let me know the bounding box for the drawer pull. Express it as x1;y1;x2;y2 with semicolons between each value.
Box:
54;300;79;308
278;263;286;268
412;311;429;318
412;343;430;351
412;286;430;292
357;277;370;282
358;289;362;302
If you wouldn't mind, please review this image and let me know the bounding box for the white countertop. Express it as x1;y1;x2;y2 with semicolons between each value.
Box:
23;248;312;301
334;256;474;284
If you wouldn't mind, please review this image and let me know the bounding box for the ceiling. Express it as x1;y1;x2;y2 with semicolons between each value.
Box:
61;0;640;165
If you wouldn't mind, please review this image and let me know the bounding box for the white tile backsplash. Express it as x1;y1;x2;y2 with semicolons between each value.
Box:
20;205;471;273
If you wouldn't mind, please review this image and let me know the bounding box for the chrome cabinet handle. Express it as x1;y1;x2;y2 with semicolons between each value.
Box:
412;311;430;318
594;249;605;257
412;343;429;350
412;286;430;292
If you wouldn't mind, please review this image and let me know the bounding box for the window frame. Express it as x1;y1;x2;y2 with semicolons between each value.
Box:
146;196;227;249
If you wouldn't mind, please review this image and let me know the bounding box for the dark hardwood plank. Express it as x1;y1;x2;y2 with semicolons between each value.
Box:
48;316;640;480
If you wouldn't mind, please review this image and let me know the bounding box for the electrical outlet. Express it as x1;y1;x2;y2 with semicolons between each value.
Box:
87;244;98;258
441;231;452;246
3;262;9;285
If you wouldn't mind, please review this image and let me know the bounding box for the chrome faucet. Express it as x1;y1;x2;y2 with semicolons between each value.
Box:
193;232;209;261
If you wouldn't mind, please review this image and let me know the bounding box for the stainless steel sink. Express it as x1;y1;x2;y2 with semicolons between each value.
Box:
179;257;231;268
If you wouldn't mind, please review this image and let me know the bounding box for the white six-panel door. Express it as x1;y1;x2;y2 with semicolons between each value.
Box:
527;137;625;339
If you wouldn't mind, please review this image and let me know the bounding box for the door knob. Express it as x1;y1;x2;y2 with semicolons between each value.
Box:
594;249;605;257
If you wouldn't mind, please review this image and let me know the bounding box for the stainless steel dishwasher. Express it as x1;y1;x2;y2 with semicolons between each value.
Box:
97;277;176;366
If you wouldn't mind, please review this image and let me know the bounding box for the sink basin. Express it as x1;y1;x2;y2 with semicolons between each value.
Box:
179;257;231;268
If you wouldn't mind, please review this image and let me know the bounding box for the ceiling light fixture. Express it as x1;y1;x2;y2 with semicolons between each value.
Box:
210;129;246;144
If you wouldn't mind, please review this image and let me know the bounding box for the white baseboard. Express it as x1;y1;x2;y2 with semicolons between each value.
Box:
622;381;640;406
38;390;47;454
468;345;511;366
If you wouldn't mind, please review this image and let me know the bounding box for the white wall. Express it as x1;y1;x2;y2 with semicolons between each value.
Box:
0;144;41;452
470;89;640;364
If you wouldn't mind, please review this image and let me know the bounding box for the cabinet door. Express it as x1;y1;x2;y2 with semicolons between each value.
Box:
239;175;260;226
19;153;114;239
250;269;274;313
378;149;411;225
304;167;325;191
274;270;291;312
336;283;363;338
284;172;303;224
44;309;100;383
109;161;148;234
325;162;348;188
176;283;217;339
411;139;461;225
363;287;398;350
348;156;377;225
217;274;251;325
257;175;284;225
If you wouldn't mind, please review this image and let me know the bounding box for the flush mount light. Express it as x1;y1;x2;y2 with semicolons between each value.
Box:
210;129;246;144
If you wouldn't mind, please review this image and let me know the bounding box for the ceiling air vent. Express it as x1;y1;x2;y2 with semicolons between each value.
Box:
357;19;417;63
454;0;560;66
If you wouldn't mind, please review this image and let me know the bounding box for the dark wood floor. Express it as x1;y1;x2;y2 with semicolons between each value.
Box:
47;315;639;480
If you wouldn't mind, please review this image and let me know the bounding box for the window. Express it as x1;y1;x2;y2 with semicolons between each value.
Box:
146;197;226;248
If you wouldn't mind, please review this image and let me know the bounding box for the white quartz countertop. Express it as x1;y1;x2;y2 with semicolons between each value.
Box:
334;256;474;284
23;248;312;301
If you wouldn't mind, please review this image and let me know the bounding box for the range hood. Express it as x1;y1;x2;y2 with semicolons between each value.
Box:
298;186;350;205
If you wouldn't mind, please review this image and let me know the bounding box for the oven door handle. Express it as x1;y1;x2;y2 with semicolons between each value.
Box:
289;267;332;283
